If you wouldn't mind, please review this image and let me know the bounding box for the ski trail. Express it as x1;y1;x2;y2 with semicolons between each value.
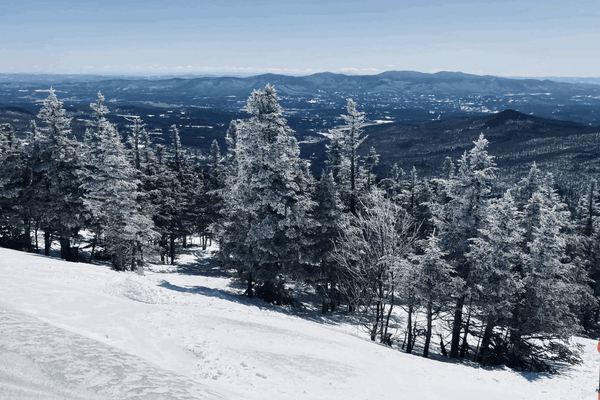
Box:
0;306;226;400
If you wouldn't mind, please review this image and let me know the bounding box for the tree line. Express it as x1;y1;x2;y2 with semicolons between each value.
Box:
1;85;598;372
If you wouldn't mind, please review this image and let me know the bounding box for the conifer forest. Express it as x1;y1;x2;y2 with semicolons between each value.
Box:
2;84;600;374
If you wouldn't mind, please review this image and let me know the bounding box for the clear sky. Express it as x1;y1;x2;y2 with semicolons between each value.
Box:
1;0;598;77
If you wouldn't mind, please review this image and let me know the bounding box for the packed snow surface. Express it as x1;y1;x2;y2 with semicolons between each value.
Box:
0;245;598;400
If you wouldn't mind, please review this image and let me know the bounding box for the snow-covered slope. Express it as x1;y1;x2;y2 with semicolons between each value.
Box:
0;246;598;400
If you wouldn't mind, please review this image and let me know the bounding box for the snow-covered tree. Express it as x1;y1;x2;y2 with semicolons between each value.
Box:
504;169;594;371
466;193;523;365
334;189;417;343
0;123;30;249
311;170;343;313
36;88;86;260
429;133;497;358
218;85;316;303
81;93;157;270
328;99;367;214
412;233;461;358
573;180;600;329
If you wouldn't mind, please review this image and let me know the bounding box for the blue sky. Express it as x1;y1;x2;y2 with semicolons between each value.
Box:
1;0;598;77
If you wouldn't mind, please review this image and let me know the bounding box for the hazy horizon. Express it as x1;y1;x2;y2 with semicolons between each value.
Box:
2;0;599;77
1;70;600;82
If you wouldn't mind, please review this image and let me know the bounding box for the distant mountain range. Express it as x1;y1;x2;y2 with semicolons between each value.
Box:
1;71;600;201
1;70;599;101
361;109;600;199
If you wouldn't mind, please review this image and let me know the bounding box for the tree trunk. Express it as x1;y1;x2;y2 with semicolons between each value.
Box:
450;295;465;358
59;237;78;262
329;283;337;312
169;235;176;265
44;231;52;256
423;300;433;358
406;302;414;353
370;301;381;341
246;272;254;298
507;329;522;369
439;333;448;357
382;291;394;346
460;304;472;358
89;235;97;264
479;316;496;365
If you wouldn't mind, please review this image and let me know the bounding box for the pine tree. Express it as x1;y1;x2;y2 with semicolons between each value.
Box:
219;85;316;303
81;93;157;270
328;99;367;214
412;233;461;358
0;123;30;249
36;88;86;260
200;139;225;249
504;168;594;371
574;180;600;329
430;133;497;358
466;193;523;365
360;146;380;193
151;125;201;264
312;171;343;313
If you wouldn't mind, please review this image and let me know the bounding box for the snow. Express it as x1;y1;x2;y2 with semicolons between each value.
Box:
0;246;599;400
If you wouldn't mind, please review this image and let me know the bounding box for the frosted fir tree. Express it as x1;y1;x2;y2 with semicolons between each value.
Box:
466;193;523;365
219;85;316;303
504;177;594;371
379;163;405;199
126;117;145;171
18;122;48;251
574;180;600;329
359;146;380;194
199;139;225;249
311;170;343;313
151;125;201;264
36;88;86;260
0;123;30;249
429;133;497;358
81;93;157;270
412;233;461;358
328;98;367;215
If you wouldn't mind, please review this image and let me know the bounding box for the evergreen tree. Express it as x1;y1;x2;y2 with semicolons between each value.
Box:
328;99;367;214
81;93;157;270
219;85;316;303
505;168;594;371
312;171;343;313
430;133;497;358
574;180;600;329
0;123;30;249
36;88;86;260
412;233;461;358
201;139;225;249
360;146;380;193
466;193;523;365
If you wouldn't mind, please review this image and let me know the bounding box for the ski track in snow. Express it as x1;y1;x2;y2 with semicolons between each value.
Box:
0;246;599;399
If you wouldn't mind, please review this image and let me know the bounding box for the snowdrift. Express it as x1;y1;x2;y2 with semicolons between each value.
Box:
0;247;597;400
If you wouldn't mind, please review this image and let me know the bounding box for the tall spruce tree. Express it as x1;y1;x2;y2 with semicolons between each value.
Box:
81;93;157;270
328;99;367;214
466;193;523;365
36;88;85;260
430;133;497;358
219;84;316;303
312;170;343;313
